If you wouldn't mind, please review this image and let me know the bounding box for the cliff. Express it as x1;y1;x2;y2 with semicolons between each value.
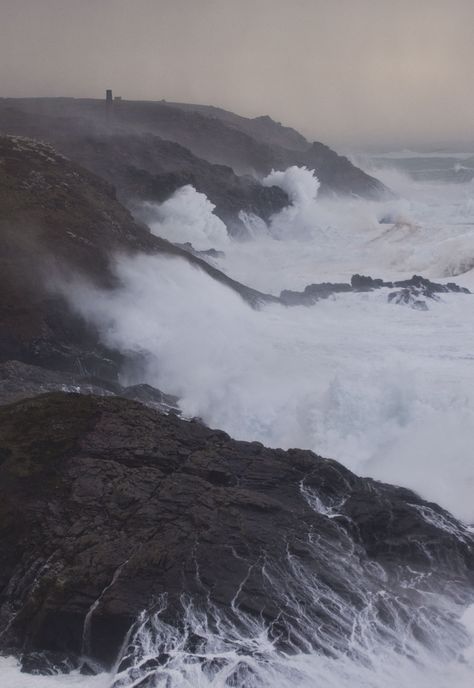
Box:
0;135;273;378
0;393;471;677
0;98;392;225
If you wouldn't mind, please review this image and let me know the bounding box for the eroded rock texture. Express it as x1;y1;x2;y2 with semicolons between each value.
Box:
0;393;472;671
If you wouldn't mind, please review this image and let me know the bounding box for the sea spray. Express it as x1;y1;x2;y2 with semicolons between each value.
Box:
144;185;229;250
64;253;474;523
58;164;474;521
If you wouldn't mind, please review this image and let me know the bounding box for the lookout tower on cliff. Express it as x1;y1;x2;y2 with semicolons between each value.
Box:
105;89;113;123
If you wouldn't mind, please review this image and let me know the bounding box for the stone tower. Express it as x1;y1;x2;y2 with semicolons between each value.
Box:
105;89;113;123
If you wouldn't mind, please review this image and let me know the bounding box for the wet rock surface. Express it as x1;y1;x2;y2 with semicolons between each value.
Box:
19;650;80;676
280;273;470;308
0;360;180;413
0;393;472;672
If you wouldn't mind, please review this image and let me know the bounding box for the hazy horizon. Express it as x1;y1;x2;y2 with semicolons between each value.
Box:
1;0;473;149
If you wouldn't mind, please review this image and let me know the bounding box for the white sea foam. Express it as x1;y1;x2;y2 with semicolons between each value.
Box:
263;165;321;206
144;184;229;250
4;601;474;688
0;656;109;687
4;544;473;688
5;482;474;688
218;167;474;293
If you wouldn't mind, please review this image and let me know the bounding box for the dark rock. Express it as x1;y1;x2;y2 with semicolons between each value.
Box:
121;383;180;414
388;288;430;310
393;274;470;294
0;393;472;672
280;281;352;306
177;242;225;259
20;650;78;675
280;273;470;307
351;274;389;290
385;275;470;311
0;360;181;413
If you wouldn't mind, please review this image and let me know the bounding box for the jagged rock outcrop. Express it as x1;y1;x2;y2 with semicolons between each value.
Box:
0;393;472;675
280;273;470;308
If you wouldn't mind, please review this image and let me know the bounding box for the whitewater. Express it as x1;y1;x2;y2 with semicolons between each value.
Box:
69;161;474;524
6;156;474;687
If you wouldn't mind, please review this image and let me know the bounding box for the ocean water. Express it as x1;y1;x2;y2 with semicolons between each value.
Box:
7;153;474;686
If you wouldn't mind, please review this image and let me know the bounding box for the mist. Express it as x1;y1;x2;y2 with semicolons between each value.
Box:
1;0;474;148
145;185;229;250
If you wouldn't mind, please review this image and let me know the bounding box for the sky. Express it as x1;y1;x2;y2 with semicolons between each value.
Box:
0;0;473;148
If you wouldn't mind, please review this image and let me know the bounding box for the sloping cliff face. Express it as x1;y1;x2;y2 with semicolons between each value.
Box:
0;98;391;211
0;135;273;378
160;102;311;151
0;135;136;379
0;393;472;677
0;103;289;231
162;102;389;198
82;98;390;198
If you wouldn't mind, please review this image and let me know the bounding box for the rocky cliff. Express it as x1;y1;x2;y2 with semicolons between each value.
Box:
0;102;288;233
0;393;472;679
0;135;273;379
0;98;391;225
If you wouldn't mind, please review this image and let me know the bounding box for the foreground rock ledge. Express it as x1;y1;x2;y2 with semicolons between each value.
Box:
0;393;472;671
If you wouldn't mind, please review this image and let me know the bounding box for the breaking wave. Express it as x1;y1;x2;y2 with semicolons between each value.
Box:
144;185;229;250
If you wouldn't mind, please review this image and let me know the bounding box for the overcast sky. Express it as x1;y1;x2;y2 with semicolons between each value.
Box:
1;0;473;148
